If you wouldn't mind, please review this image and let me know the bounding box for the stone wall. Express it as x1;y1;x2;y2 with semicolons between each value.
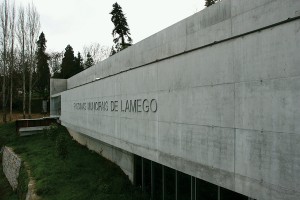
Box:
2;146;22;190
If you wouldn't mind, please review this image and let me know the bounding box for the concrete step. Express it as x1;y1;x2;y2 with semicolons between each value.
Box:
19;126;49;137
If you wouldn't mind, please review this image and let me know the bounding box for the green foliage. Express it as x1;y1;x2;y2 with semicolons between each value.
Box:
110;2;132;55
43;123;68;159
17;163;29;200
0;124;28;200
74;52;84;73
35;32;50;99
84;52;94;68
56;134;68;159
0;123;147;200
60;44;75;79
0;123;18;146
60;45;83;79
43;123;59;141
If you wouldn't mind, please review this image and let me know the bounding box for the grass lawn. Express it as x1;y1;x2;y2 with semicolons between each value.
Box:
0;123;148;200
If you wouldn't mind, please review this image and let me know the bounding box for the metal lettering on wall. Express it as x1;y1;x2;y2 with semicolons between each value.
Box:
73;99;157;113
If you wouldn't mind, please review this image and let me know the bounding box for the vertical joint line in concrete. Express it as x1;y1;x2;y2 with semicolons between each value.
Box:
233;35;236;190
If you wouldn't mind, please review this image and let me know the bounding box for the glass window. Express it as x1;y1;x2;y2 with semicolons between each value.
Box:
192;177;196;200
134;155;142;187
164;166;176;200
177;171;191;200
220;187;248;200
196;178;218;200
143;158;152;195
153;162;163;200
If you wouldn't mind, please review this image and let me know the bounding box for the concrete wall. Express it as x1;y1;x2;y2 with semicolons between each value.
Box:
50;78;67;95
67;0;300;89
55;0;300;199
50;79;67;116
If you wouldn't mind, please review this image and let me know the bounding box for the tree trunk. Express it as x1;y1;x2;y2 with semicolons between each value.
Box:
121;35;125;49
2;68;6;123
9;1;15;122
22;52;26;119
27;2;40;119
1;0;8;123
9;67;12;121
29;57;32;119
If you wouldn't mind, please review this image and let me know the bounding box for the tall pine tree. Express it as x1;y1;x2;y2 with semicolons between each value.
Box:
74;52;84;73
84;52;94;68
35;32;50;99
110;2;132;55
61;45;75;79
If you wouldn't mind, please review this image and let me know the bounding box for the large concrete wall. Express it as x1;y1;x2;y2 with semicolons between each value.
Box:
50;78;67;95
56;0;300;199
67;0;300;90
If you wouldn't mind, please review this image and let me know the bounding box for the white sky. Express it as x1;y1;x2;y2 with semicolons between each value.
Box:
14;0;205;53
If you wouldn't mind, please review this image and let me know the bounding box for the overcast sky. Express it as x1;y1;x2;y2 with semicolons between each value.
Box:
14;0;205;54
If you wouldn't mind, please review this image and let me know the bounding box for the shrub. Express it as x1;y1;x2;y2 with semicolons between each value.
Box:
43;123;59;141
17;162;29;200
56;134;68;159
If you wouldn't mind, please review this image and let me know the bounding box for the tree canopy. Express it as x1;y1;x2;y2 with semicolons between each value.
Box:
35;32;50;98
74;52;84;73
110;2;132;55
205;0;218;7
84;52;94;68
61;45;76;79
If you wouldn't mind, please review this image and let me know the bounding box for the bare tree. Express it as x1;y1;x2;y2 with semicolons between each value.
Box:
8;0;16;121
17;4;27;119
0;0;9;123
27;2;40;118
48;51;63;76
82;43;110;66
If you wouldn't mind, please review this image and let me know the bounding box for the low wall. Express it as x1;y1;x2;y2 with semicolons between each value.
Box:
67;128;134;182
2;146;22;191
1;146;40;200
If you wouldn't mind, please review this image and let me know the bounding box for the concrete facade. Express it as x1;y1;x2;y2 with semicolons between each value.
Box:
51;0;300;199
50;78;67;95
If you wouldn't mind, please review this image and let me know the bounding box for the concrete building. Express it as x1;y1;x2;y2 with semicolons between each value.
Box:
50;0;300;199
